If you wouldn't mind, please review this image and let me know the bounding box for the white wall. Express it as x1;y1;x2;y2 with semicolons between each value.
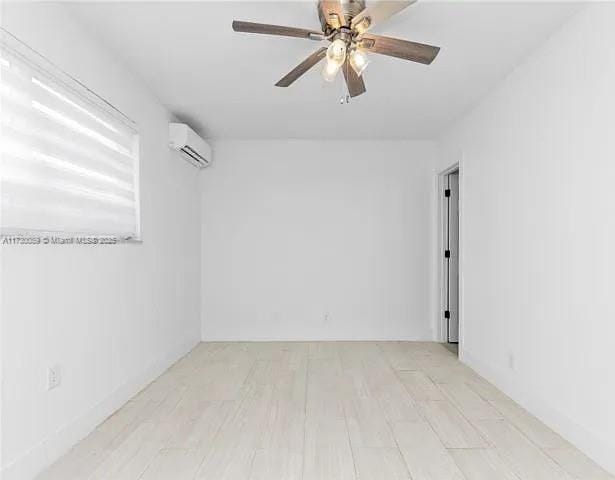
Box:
0;3;201;479
201;140;438;341
439;4;615;474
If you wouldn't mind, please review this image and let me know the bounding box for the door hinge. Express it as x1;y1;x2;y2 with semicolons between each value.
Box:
444;189;451;197
444;310;450;319
444;250;451;258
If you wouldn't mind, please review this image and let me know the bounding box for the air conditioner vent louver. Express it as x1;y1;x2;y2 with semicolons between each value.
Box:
181;145;206;165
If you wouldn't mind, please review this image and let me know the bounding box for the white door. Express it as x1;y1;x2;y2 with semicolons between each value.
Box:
446;171;459;343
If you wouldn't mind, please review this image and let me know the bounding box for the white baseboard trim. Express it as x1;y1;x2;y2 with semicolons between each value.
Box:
462;349;615;476
199;335;436;342
1;337;199;480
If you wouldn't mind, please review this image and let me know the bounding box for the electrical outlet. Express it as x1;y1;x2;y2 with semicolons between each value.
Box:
48;365;61;390
323;313;330;324
507;353;515;370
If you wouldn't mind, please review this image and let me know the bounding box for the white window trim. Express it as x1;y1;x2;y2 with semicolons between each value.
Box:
0;27;142;241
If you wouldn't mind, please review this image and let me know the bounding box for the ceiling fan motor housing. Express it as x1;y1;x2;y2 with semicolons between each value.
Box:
335;29;354;45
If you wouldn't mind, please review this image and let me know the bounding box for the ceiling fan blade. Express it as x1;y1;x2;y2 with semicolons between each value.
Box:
319;0;347;28
232;21;324;40
351;0;416;31
359;34;440;64
275;47;328;87
342;60;366;98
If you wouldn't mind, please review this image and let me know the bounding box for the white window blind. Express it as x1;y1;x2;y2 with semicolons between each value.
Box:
0;29;140;238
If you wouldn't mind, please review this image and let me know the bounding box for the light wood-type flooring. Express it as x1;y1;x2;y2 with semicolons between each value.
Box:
38;342;613;480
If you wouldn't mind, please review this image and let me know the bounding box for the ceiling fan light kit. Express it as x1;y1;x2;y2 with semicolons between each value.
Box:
232;0;440;100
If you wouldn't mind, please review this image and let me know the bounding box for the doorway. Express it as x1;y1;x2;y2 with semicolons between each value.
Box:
442;168;459;352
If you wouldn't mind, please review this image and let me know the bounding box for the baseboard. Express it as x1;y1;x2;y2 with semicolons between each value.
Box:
200;335;436;342
1;337;199;480
462;349;615;476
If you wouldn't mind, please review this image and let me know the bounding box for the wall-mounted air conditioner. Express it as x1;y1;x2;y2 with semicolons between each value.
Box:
169;123;212;169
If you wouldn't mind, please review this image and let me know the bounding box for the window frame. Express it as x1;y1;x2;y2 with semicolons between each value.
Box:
0;27;141;241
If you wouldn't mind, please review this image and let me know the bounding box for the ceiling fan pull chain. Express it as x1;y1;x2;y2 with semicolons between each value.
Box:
339;63;350;104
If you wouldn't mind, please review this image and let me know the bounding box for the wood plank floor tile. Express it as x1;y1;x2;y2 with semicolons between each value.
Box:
303;416;356;480
489;398;569;448
473;419;571;480
424;364;480;384
352;447;410;480
449;448;521;480
543;447;615;480
166;400;235;452
438;382;503;420
34;343;611;480
138;448;203;480
249;448;303;480
89;422;174;480
374;386;423;423
417;400;489;448
391;420;465;480
194;384;273;480
398;371;445;401
344;397;397;448
465;378;511;402
378;342;421;371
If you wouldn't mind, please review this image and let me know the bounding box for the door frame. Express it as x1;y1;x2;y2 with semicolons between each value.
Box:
436;162;464;356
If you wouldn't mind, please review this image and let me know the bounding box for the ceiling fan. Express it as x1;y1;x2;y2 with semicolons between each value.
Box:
232;0;440;99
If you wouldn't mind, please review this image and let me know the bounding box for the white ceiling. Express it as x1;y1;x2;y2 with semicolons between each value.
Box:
68;1;581;140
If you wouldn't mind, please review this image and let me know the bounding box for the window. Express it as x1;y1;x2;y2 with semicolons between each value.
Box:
0;29;140;238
